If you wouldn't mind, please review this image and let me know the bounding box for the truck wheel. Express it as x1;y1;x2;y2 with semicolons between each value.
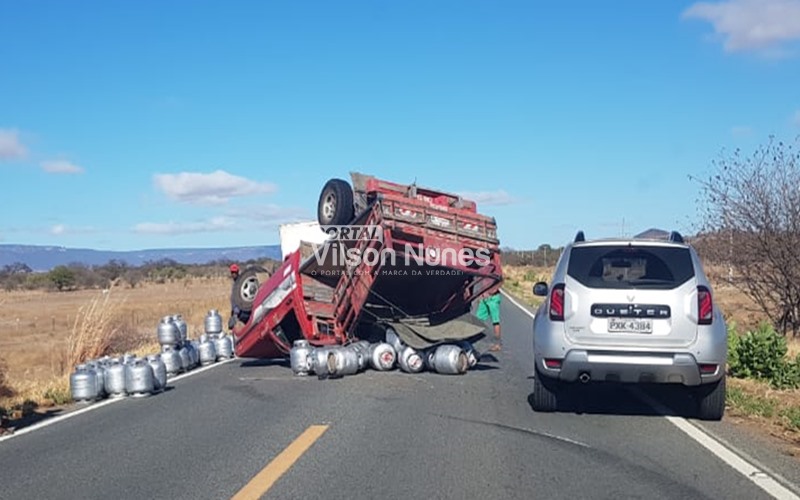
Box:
318;178;354;226
232;267;270;312
695;376;726;421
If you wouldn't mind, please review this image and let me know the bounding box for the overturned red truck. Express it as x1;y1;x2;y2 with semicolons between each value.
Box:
231;172;503;359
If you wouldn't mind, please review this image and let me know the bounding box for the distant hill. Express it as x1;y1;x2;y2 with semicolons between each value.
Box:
0;244;282;271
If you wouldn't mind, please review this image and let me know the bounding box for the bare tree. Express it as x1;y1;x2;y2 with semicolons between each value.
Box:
692;136;800;336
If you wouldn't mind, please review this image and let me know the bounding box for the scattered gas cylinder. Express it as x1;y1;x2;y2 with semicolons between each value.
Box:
398;346;424;373
198;336;217;366
204;309;223;335
70;364;98;403
214;334;234;360
161;345;182;377
147;354;168;393
428;344;469;375
290;340;314;376
157;316;181;346
368;342;396;371
328;347;361;377
125;358;154;397
104;358;127;398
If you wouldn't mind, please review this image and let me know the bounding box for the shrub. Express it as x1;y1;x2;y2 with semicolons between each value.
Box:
728;322;800;389
771;358;800;390
726;321;740;371
728;322;786;380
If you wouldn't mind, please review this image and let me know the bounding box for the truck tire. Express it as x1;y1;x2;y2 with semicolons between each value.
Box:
317;178;354;226
232;266;270;313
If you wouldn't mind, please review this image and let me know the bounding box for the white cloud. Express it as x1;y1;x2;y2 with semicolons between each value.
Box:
224;204;310;222
0;129;27;160
46;224;95;236
41;160;85;174
458;189;519;206
133;216;237;235
134;204;309;236
683;0;800;55
153;170;277;205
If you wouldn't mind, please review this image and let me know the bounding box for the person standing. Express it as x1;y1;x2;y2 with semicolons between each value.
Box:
228;263;241;330
476;289;502;351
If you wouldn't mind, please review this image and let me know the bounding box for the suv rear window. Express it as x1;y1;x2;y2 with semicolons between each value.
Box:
567;245;695;290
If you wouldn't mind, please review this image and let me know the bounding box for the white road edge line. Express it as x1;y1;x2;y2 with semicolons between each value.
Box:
502;288;800;500
0;357;237;444
633;389;800;500
499;288;535;318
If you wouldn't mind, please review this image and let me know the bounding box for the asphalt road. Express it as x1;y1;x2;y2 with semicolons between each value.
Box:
1;295;799;500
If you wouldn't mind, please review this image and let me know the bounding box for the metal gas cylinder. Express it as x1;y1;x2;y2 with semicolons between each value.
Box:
328;346;361;377
125;358;154;397
70;364;98;403
147;354;168;393
86;361;106;398
204;309;223;335
190;340;201;367
368;342;396;371
198;336;217;366
171;314;188;344
429;344;469;375
456;341;480;369
178;345;192;372
385;327;404;353
310;347;333;378
345;341;368;371
122;353;136;365
161;345;182;377
398;346;424;373
104;358;127;398
157;316;181;346
214;334;234;360
290;340;314;376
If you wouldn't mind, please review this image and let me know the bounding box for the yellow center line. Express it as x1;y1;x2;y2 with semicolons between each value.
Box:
231;424;330;500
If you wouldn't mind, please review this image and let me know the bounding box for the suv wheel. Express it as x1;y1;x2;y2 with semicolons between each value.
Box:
532;370;560;412
695;376;726;421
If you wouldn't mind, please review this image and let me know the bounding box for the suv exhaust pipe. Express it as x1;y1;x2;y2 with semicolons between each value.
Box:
578;372;591;384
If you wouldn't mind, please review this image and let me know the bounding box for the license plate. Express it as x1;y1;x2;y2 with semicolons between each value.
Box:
608;318;653;334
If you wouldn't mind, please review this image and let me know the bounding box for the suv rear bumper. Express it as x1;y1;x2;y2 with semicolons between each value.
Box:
536;350;723;386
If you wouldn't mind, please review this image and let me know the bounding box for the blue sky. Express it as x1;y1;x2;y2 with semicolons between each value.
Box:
2;0;800;251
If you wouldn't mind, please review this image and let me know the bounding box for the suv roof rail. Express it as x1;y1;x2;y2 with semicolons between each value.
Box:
669;231;684;243
574;230;585;243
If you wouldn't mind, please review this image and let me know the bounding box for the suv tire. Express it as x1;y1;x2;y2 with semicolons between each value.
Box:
695;375;726;421
532;370;560;412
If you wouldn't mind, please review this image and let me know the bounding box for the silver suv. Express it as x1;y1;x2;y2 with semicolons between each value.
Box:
531;230;727;420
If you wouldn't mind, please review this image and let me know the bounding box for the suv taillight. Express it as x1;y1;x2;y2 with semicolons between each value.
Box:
549;283;565;321
698;286;713;325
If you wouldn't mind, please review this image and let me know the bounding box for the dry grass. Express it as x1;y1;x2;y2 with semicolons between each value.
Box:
64;291;125;371
0;277;231;414
726;378;800;452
